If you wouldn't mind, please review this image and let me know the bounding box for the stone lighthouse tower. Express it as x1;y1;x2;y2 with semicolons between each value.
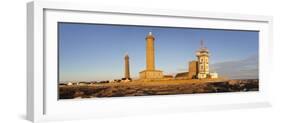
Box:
196;40;210;79
124;53;131;80
146;32;155;70
139;32;163;80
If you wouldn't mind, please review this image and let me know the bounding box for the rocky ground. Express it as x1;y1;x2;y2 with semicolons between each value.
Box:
59;79;258;99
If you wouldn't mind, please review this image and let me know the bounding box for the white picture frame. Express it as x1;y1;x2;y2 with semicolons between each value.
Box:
27;1;273;122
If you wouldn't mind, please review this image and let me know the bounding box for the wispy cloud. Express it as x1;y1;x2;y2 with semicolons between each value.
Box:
211;55;258;79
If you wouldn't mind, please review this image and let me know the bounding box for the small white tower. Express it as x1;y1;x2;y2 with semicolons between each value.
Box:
196;40;210;79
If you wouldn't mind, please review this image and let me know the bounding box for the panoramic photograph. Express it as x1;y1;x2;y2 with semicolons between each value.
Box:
58;22;259;99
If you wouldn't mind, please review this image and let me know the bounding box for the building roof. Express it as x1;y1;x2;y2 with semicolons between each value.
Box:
175;72;189;78
163;75;174;78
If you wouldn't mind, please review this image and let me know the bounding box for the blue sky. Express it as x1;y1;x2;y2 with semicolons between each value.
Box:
59;23;259;82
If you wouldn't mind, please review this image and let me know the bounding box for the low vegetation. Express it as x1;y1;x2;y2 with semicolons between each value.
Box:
59;79;258;99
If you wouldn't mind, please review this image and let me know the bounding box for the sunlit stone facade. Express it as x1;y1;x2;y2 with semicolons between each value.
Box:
139;32;163;80
196;41;210;79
